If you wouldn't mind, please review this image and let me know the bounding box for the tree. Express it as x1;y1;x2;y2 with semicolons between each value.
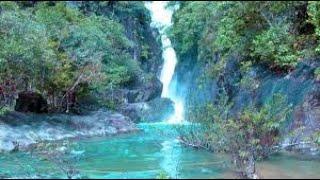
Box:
0;2;142;112
307;1;320;52
170;1;308;73
0;3;55;92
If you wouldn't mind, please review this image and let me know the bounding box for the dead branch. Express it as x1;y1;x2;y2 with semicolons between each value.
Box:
177;136;211;151
272;141;315;150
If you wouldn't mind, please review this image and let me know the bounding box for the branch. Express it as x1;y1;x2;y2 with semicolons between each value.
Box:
273;141;315;149
178;137;211;151
61;73;83;100
260;11;273;28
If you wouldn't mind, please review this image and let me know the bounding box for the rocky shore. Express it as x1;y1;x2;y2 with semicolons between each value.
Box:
0;110;138;152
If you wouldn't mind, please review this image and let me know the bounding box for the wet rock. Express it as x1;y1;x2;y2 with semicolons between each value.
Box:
104;75;163;105
174;46;320;155
0;141;15;152
99;75;163;110
15;91;48;113
120;98;174;123
127;76;163;103
56;146;67;153
283;90;320;155
120;102;149;123
72;2;164;107
144;98;175;122
0;110;138;152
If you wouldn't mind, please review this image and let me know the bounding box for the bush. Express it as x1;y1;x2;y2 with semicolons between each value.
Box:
170;2;313;73
156;171;170;179
182;92;291;178
0;106;13;116
251;24;298;68
314;67;320;80
307;1;320;53
0;2;144;110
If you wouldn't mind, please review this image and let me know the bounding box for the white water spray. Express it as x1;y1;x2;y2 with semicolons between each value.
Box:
145;1;184;124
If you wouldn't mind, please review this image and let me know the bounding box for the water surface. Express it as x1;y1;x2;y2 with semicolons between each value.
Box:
0;123;319;179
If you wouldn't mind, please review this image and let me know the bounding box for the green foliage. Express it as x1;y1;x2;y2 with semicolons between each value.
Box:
314;132;320;146
104;64;131;87
114;1;150;20
141;44;150;60
0;5;55;90
251;24;298;67
307;1;320;52
170;2;213;54
184;92;291;176
0;2;144;110
0;106;12;116
171;2;316;177
314;67;320;80
156;171;170;179
170;1;314;74
0;1;19;11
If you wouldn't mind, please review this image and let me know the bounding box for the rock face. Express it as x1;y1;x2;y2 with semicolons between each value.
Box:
120;103;149;123
174;47;320;155
70;2;163;76
284;90;320;155
70;2;164;109
127;77;163;103
0;110;137;152
15;91;48;113
227;61;320;155
120;98;174;123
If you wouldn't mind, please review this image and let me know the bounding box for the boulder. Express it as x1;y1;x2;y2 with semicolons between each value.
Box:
15;91;48;113
101;75;163;108
127;76;162;103
120;98;174;123
120;102;149;123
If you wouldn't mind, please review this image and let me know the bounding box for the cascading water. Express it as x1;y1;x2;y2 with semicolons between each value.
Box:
145;1;184;124
145;2;183;177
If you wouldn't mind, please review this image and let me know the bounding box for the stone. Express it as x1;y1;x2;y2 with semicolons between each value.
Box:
127;76;162;103
120;102;149;123
120;98;174;123
0;110;137;152
283;90;320;154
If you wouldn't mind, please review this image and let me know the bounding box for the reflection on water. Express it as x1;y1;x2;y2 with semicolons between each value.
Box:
256;152;320;179
0;123;319;179
160;139;181;178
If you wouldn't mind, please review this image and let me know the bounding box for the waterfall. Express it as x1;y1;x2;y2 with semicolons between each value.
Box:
145;1;184;124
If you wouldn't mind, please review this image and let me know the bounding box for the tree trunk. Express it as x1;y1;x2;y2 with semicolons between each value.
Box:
244;154;259;179
66;93;70;113
234;152;259;179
